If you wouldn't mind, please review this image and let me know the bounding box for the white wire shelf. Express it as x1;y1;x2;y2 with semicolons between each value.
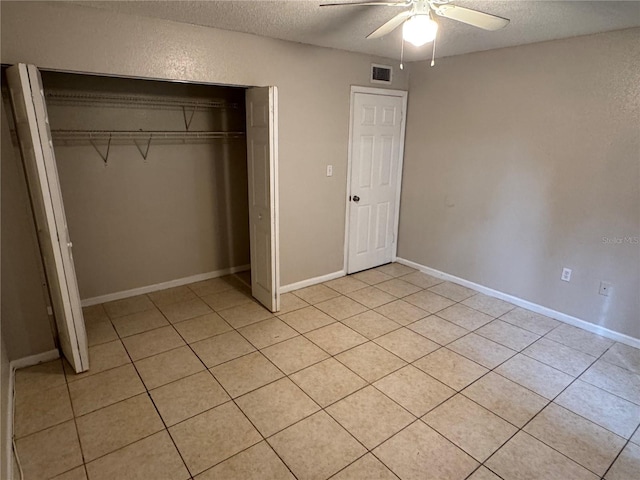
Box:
51;130;245;141
45;91;241;110
50;130;246;164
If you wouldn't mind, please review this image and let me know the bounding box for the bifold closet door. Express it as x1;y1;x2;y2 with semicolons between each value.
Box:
245;86;280;312
7;63;89;373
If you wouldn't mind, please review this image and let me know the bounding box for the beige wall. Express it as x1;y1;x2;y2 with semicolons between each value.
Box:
44;73;250;299
5;1;635;346
1;1;409;288
400;28;640;340
1;100;56;359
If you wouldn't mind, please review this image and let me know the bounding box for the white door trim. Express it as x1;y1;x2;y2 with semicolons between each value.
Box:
272;87;281;308
19;64;281;314
343;85;408;274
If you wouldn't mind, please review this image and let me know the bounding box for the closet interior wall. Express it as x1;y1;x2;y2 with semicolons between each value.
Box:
42;72;250;300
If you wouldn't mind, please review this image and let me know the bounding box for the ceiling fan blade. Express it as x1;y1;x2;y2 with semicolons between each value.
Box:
320;1;410;6
367;10;412;39
435;5;509;31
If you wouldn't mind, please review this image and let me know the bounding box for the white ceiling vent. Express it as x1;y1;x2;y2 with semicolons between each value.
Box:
371;64;392;85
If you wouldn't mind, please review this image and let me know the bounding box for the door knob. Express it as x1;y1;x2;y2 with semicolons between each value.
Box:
353;195;360;202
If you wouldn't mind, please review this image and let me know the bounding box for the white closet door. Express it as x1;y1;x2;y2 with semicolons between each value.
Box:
245;86;280;312
7;64;89;373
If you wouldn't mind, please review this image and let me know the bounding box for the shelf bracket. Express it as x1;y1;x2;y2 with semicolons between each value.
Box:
134;137;152;161
182;105;198;131
89;135;112;166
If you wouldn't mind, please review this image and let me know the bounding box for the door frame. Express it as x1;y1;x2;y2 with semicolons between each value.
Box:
343;85;408;274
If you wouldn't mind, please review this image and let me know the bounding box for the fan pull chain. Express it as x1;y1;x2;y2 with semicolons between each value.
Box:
400;36;405;70
431;32;437;67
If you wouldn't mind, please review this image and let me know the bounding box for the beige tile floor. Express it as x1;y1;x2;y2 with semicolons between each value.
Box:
12;264;640;480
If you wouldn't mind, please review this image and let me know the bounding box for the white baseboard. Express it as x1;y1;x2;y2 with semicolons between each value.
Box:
396;257;640;349
81;264;251;307
6;348;61;479
280;270;346;294
5;365;14;480
9;349;60;371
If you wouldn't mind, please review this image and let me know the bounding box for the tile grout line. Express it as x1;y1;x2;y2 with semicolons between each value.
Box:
190;270;451;477
69;309;132;475
81;279;546;475
600;422;640;479
478;340;627;478
18;273;401;478
457;332;629;475
38;358;87;480
149;286;280;475
326;450;402;480
291;279;488;477
15;267;638;479
155;300;249;479
40;269;635;479
158;296;301;479
185;361;300;479
105;294;194;477
115;284;632;479
346;281;635;478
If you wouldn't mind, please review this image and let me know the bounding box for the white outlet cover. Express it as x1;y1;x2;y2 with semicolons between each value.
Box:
561;268;572;282
326;165;333;177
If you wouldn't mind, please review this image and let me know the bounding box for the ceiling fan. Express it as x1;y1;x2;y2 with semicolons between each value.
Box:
321;0;509;61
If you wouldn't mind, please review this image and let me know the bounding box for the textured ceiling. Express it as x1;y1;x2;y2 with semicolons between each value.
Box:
75;1;640;61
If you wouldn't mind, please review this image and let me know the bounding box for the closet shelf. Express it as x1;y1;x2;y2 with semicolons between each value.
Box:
51;130;246;141
50;130;246;164
45;91;241;110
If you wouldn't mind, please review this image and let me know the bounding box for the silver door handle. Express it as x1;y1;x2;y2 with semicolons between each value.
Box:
67;242;73;248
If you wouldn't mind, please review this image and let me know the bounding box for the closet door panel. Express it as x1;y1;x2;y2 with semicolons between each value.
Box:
245;86;279;312
7;63;88;373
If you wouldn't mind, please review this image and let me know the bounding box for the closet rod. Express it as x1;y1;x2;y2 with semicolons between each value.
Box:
45;91;240;110
51;130;245;140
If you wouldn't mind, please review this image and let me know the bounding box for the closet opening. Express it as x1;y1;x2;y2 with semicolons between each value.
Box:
6;63;279;372
40;71;255;308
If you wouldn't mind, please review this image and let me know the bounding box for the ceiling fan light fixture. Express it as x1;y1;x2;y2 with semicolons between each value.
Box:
402;14;438;47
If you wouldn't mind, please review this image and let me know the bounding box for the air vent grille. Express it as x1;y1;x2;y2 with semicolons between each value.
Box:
371;64;392;84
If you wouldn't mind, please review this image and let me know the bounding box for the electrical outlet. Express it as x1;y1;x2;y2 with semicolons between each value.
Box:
326;165;333;177
561;267;572;282
599;281;612;296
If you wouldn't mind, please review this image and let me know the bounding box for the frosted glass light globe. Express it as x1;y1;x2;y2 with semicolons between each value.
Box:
403;15;438;47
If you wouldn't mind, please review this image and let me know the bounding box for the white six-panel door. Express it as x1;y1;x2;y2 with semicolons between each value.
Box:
245;86;280;312
347;90;406;274
7;64;89;373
